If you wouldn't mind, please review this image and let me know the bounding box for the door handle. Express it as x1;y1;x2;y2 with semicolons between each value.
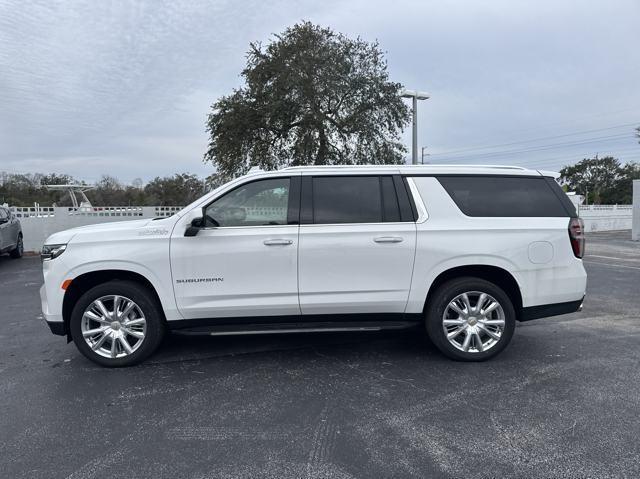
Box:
373;236;404;243
263;239;293;246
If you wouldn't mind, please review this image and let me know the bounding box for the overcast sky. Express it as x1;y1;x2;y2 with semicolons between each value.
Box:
1;0;639;183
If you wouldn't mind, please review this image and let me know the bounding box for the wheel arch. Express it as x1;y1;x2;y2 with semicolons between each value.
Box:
62;270;166;337
424;265;523;320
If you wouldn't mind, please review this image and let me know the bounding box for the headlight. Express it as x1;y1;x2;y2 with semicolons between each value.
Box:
41;244;67;261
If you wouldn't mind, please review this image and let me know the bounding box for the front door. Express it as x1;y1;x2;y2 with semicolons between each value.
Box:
298;175;417;315
170;176;300;320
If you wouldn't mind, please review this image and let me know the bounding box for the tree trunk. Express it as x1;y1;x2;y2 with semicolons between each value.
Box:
316;125;327;165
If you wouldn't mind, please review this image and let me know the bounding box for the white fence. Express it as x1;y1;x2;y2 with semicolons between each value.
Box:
10;206;182;252
7;203;634;253
578;205;633;232
11;205;181;219
634;181;639;241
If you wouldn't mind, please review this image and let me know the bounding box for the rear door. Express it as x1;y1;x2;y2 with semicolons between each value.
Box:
298;175;417;315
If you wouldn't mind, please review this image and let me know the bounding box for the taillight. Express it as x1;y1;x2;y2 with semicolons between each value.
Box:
568;217;585;258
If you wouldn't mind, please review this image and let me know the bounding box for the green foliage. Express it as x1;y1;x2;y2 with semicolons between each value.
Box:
143;173;207;206
559;156;640;204
619;161;640;202
204;22;410;179
0;172;80;207
0;172;210;207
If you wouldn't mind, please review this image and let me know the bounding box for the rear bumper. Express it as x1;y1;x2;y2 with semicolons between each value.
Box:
519;297;584;322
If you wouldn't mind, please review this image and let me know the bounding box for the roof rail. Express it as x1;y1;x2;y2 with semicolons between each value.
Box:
281;164;528;171
281;165;395;170
417;164;527;170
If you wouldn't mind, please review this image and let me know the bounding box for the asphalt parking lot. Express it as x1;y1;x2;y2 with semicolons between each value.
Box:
1;231;639;479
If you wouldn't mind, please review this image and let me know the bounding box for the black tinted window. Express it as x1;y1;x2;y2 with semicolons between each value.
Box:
380;176;401;222
437;176;569;217
312;176;382;224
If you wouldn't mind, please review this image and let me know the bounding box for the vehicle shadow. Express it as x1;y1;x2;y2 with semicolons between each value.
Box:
0;253;16;263
149;328;442;365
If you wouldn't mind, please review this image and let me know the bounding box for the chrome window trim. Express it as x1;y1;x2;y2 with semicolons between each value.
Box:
405;177;428;223
198;224;293;231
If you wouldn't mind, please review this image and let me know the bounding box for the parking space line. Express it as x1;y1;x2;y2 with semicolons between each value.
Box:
586;254;640;262
583;260;640;271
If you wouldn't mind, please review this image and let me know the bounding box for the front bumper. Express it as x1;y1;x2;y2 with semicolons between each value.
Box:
46;320;66;335
40;284;65;336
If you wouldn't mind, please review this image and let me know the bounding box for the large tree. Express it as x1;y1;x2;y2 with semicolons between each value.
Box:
143;173;207;206
204;22;410;179
559;156;639;204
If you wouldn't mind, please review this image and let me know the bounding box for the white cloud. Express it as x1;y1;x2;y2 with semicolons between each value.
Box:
1;0;639;182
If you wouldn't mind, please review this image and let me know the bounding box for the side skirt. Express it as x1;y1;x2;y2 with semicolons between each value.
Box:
167;313;423;336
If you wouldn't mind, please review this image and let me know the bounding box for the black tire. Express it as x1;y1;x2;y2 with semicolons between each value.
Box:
9;233;23;259
69;280;165;367
425;277;516;361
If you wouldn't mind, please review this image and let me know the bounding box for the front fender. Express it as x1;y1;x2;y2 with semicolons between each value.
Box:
64;259;181;321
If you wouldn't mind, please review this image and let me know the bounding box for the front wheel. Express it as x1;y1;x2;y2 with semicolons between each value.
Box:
425;277;516;361
9;233;23;258
69;280;165;367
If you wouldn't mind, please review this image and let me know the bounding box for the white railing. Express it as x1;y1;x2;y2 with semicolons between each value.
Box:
155;206;183;217
579;205;632;212
8;206;183;252
245;206;287;218
9;205;182;218
10;206;56;218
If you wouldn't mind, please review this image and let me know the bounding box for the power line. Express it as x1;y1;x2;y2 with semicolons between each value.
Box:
478;106;640;141
429;106;640;156
456;149;640;171
489;145;640;167
431;133;634;162
433;122;638;157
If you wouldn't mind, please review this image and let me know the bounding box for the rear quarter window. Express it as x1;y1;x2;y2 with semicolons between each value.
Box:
436;175;572;217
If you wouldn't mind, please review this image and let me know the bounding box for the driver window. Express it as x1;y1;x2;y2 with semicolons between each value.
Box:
204;178;290;227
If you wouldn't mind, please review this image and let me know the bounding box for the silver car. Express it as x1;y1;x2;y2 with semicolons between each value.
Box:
0;207;23;259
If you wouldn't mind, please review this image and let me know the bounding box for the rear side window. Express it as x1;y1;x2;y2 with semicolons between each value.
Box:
436;176;570;217
312;176;382;224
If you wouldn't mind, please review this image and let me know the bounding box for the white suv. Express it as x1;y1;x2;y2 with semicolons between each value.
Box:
40;165;586;367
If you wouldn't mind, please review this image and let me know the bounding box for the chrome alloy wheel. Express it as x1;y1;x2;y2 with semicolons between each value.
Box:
442;291;506;353
80;295;147;359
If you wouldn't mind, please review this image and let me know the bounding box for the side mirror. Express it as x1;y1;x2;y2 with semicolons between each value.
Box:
184;217;204;237
0;217;8;224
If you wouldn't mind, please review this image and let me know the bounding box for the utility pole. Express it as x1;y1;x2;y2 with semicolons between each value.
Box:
400;89;430;164
421;146;429;164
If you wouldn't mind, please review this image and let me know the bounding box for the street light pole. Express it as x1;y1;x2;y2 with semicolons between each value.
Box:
401;89;430;165
412;96;418;165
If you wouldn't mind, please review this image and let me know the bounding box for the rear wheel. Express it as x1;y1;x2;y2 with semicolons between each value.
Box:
69;280;165;367
9;233;23;258
425;277;516;361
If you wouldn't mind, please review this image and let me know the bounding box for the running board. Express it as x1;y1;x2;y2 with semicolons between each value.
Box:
171;321;420;337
